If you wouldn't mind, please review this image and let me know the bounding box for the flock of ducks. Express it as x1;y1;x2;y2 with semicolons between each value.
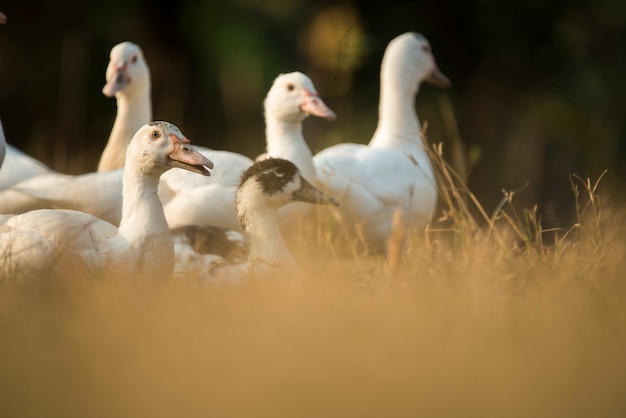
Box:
0;26;451;284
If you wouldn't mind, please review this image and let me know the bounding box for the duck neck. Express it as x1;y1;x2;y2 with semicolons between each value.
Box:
118;167;174;280
368;71;423;151
98;90;152;172
265;117;316;184
240;203;297;273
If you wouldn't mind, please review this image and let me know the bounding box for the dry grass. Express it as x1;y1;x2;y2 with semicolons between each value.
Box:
2;140;626;417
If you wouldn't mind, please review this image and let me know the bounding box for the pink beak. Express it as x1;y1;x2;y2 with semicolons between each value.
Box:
102;63;131;97
168;134;214;176
300;89;336;121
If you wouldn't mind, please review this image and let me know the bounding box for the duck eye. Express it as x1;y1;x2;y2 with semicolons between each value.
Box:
273;167;285;177
286;83;295;92
150;130;161;140
131;55;138;64
422;44;431;53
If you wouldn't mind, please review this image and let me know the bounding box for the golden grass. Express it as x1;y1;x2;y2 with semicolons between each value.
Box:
2;140;626;417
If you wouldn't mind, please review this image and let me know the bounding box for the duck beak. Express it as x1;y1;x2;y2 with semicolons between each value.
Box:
168;135;214;176
425;67;451;88
102;63;131;97
300;89;336;121
293;176;339;206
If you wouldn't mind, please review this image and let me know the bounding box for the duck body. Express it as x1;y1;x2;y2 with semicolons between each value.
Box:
159;149;253;230
0;145;53;190
1;209;133;279
314;32;450;253
0;172;73;215
0;169;123;225
0;122;213;282
315;143;437;253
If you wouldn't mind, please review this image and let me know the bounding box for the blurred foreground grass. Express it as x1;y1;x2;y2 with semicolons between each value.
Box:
1;148;626;418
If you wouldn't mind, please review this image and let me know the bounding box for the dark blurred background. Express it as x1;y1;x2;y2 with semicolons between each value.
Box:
1;0;625;229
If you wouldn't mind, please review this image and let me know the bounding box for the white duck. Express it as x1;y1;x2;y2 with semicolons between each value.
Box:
313;32;451;253
159;71;335;230
0;122;213;282
0;41;151;220
172;158;338;285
